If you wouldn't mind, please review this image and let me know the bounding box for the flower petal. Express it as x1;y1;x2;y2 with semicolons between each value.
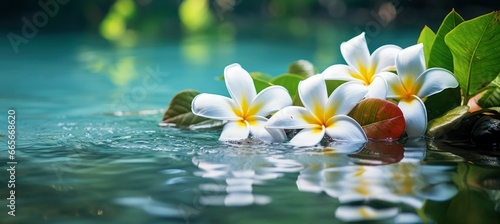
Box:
371;44;402;73
325;115;367;141
414;68;459;98
192;93;239;120
379;72;407;99
266;106;319;129
341;32;371;72
366;76;387;99
395;43;426;91
290;127;325;146
219;120;249;141
322;64;361;82
299;75;328;119
248;116;287;142
251;85;292;117
398;96;427;138
224;63;256;110
325;82;368;119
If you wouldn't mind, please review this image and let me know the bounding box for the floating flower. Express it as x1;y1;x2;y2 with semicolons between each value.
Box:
191;63;292;142
382;43;459;138
322;32;402;98
266;75;367;146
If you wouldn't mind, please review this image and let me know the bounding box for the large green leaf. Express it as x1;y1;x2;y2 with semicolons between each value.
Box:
426;105;470;138
348;98;406;140
288;59;317;78
445;11;500;100
417;25;436;67
253;78;273;93
161;90;222;128
325;80;346;96
250;72;274;82
270;73;304;106
478;74;500;108
428;9;464;72
424;87;461;121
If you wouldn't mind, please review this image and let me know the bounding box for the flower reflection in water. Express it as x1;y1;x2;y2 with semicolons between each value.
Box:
192;140;459;223
192;143;303;207
297;140;459;223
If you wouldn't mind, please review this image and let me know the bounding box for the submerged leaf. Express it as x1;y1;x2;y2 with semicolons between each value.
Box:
426;105;470;138
288;59;317;78
428;9;464;72
348;98;405;140
417;25;436;67
161;90;222;128
349;141;404;165
445;11;500;99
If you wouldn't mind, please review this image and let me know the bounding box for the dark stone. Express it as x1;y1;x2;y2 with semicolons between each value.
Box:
471;115;500;149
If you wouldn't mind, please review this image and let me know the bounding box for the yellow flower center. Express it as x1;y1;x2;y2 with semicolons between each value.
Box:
353;62;376;86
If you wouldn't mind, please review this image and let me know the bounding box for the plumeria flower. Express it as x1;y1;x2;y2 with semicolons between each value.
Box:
266;75;368;146
322;32;402;98
382;43;458;138
191;63;292;142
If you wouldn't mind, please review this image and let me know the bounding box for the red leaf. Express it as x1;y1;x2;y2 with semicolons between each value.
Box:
348;98;405;140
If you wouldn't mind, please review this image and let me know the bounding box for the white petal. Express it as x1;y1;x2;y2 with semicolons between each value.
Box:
366;76;387;99
266;106;319;129
298;75;328;118
341;32;371;72
396;43;426;91
219;120;249;141
248;116;287;142
325;82;367;119
224;63;256;110
325;115;367;141
378;72;407;99
290;127;325;146
371;44;402;73
251;85;292;117
192;93;239;120
414;68;459;98
399;96;427;138
321;64;360;82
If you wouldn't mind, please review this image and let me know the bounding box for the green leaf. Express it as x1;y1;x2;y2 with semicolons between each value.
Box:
325;80;346;96
288;59;317;78
348;98;406;140
424;87;462;121
252;78;273;93
478;74;500;108
161;90;222;128
428;9;464;71
417;25;436;67
270;73;304;105
250;72;274;82
445;11;500;101
426;105;470;138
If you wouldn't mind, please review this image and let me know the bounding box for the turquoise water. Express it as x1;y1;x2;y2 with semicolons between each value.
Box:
1;31;500;223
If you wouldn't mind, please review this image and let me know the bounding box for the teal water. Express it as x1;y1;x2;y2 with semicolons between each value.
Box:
1;31;500;224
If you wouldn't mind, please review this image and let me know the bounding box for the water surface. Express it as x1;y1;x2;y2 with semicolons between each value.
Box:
1;32;499;224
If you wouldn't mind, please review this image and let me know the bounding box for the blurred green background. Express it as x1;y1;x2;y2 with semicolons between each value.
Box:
2;0;498;46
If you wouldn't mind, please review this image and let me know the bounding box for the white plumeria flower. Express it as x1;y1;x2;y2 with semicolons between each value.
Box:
382;43;459;138
266;75;368;146
191;63;292;142
322;32;402;98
